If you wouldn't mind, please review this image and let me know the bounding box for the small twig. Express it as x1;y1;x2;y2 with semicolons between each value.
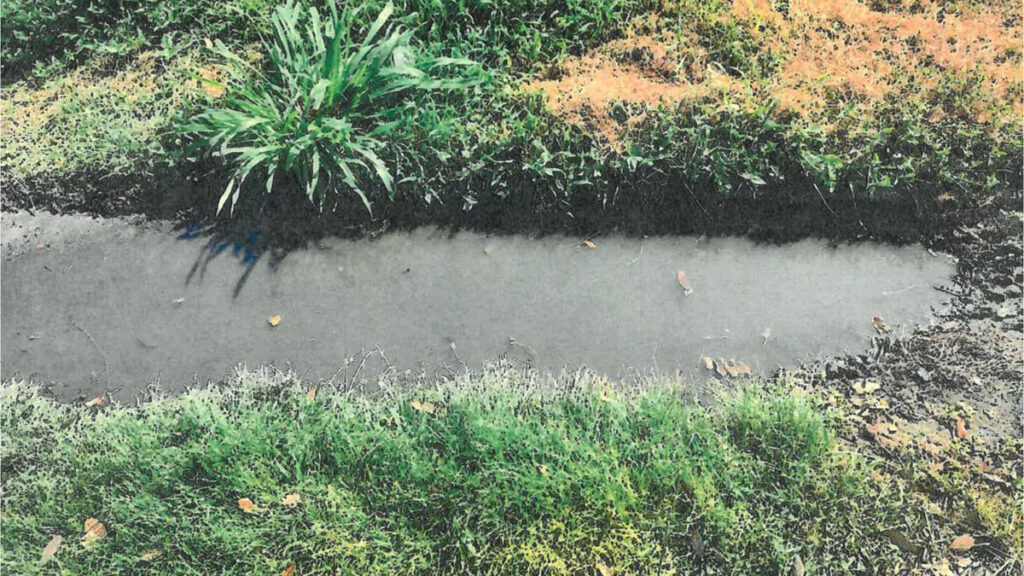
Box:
69;317;109;388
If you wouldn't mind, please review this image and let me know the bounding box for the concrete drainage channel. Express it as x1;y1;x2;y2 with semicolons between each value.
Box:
1;211;954;401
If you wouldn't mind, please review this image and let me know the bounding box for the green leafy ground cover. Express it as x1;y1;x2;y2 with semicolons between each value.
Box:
2;0;1020;221
3;367;940;575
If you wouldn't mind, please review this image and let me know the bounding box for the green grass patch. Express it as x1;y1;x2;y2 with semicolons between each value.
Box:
2;368;922;575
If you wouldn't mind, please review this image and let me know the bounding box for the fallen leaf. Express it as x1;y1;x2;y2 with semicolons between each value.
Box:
873;316;892;333
948;534;974;554
538;465;549;476
702;357;714;370
172;297;186;304
411;400;437;414
81;518;106;548
996;306;1011;318
677;270;693;294
955;419;970;439
791;555;805;576
714;358;728;377
940;320;959;331
281;493;302;507
306;388;317;400
596;562;613;576
238;498;255;512
882;529;918;554
40;535;62;565
85;397;106;408
731;361;751;376
269;315;282;327
582;240;597;249
281;563;295;576
140;550;162;561
955;557;972;568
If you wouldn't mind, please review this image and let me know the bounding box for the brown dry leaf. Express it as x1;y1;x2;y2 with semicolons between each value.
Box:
81;518;106;548
702;356;715;370
237;498;256;512
596;562;613;576
40;535;62;565
140;549;162;561
948;534;974;554
955;419;970;439
281;493;302;507
85;397;106;408
411;400;438;414
714;358;728;377
955;557;972;568
676;269;693;294
731;361;751;376
873;316;892;333
281;563;295;576
306;388;317;400
582;240;597;249
268;315;282;327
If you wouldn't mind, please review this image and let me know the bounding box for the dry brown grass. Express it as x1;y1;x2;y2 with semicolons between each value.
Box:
525;0;1022;147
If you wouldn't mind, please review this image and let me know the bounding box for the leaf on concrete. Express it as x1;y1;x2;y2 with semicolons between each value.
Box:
582;240;597;249
677;270;693;294
40;535;62;565
702;357;714;370
872;315;891;333
85;397;106;408
269;315;282;327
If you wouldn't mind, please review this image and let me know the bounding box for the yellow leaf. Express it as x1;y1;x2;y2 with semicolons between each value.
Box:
307;388;317;400
731;361;751;376
85;397;106;408
596;562;613;576
81;518;106;548
539;465;549;476
40;535;62;565
281;563;295;576
411;400;437;414
702;356;714;370
582;240;597;249
872;316;891;333
281;493;302;507
140;550;162;561
238;498;256;512
949;534;974;554
269;315;282;327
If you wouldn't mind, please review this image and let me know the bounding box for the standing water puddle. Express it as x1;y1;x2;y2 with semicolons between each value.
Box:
1;213;954;400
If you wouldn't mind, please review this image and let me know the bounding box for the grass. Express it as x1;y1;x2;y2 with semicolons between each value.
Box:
1;367;929;575
1;0;1019;220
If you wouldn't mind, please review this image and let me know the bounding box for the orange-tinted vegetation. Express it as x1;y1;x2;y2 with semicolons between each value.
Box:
527;0;1022;147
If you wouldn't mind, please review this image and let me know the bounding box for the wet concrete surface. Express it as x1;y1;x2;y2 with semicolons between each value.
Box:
1;212;954;400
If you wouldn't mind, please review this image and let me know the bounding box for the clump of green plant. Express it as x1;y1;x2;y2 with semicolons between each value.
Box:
183;0;482;214
1;367;924;575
